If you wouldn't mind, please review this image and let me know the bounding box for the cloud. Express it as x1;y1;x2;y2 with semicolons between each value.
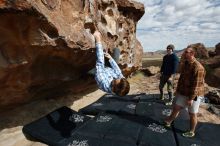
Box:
135;0;220;52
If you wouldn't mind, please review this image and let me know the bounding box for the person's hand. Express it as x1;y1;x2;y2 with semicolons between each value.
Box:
186;99;193;106
93;30;101;43
168;77;172;82
104;53;112;59
168;75;173;82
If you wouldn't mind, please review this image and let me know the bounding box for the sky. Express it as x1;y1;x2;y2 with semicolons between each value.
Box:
135;0;220;52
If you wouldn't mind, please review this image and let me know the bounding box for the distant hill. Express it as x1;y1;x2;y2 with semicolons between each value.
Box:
206;47;215;51
175;50;184;57
143;49;184;58
143;51;163;58
143;46;215;58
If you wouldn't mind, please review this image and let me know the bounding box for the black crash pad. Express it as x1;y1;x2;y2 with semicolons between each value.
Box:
136;101;189;122
73;113;142;144
80;93;189;122
79;100;137;116
137;117;177;146
79;93;146;115
135;101;172;120
98;93;145;102
57;133;137;146
79;93;163;116
71;113;178;146
22;106;91;146
174;120;220;146
139;93;163;102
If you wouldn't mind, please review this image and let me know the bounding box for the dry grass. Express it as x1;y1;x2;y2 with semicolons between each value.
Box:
142;57;162;68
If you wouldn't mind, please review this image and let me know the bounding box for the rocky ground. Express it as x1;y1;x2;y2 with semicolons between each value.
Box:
0;73;219;146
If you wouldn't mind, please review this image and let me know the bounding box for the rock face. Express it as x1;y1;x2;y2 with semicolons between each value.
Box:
141;66;160;76
208;50;217;57
203;56;220;88
178;43;208;73
200;43;220;88
205;90;220;105
0;0;145;110
190;43;209;59
215;42;220;55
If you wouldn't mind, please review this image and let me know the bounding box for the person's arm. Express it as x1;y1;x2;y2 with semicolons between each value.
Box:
93;31;105;68
93;30;102;43
160;56;165;74
177;53;185;73
168;54;179;81
109;58;123;76
172;54;179;74
93;31;113;93
96;43;105;68
105;53;123;77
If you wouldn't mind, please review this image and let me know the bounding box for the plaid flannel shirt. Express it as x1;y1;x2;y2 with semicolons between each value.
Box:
176;58;205;100
95;43;124;93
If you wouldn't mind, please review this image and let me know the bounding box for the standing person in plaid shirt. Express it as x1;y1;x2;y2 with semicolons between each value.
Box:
164;45;206;138
92;30;130;96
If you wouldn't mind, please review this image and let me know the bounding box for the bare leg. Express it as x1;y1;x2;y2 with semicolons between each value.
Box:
189;113;197;133
165;104;182;124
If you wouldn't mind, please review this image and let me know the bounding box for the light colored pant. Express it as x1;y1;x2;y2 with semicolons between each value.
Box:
175;94;202;113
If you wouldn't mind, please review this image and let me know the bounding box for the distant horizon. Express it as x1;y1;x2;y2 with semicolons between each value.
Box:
143;45;216;53
135;0;220;52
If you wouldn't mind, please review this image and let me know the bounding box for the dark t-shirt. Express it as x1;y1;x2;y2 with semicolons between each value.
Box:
161;53;179;76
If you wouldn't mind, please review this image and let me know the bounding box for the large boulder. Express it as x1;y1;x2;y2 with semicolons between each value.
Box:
205;90;220;105
208;50;217;58
141;66;160;76
206;68;220;89
178;43;209;73
200;56;220;89
215;42;220;55
0;0;144;110
190;43;209;59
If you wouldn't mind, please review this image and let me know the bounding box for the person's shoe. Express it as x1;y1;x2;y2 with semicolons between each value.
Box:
163;121;171;128
182;131;195;138
160;97;165;101
165;101;172;106
160;95;164;100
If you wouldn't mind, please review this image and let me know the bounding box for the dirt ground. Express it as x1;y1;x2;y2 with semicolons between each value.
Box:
0;73;219;146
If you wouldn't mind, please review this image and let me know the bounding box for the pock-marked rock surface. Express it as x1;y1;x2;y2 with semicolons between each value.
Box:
0;0;144;110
